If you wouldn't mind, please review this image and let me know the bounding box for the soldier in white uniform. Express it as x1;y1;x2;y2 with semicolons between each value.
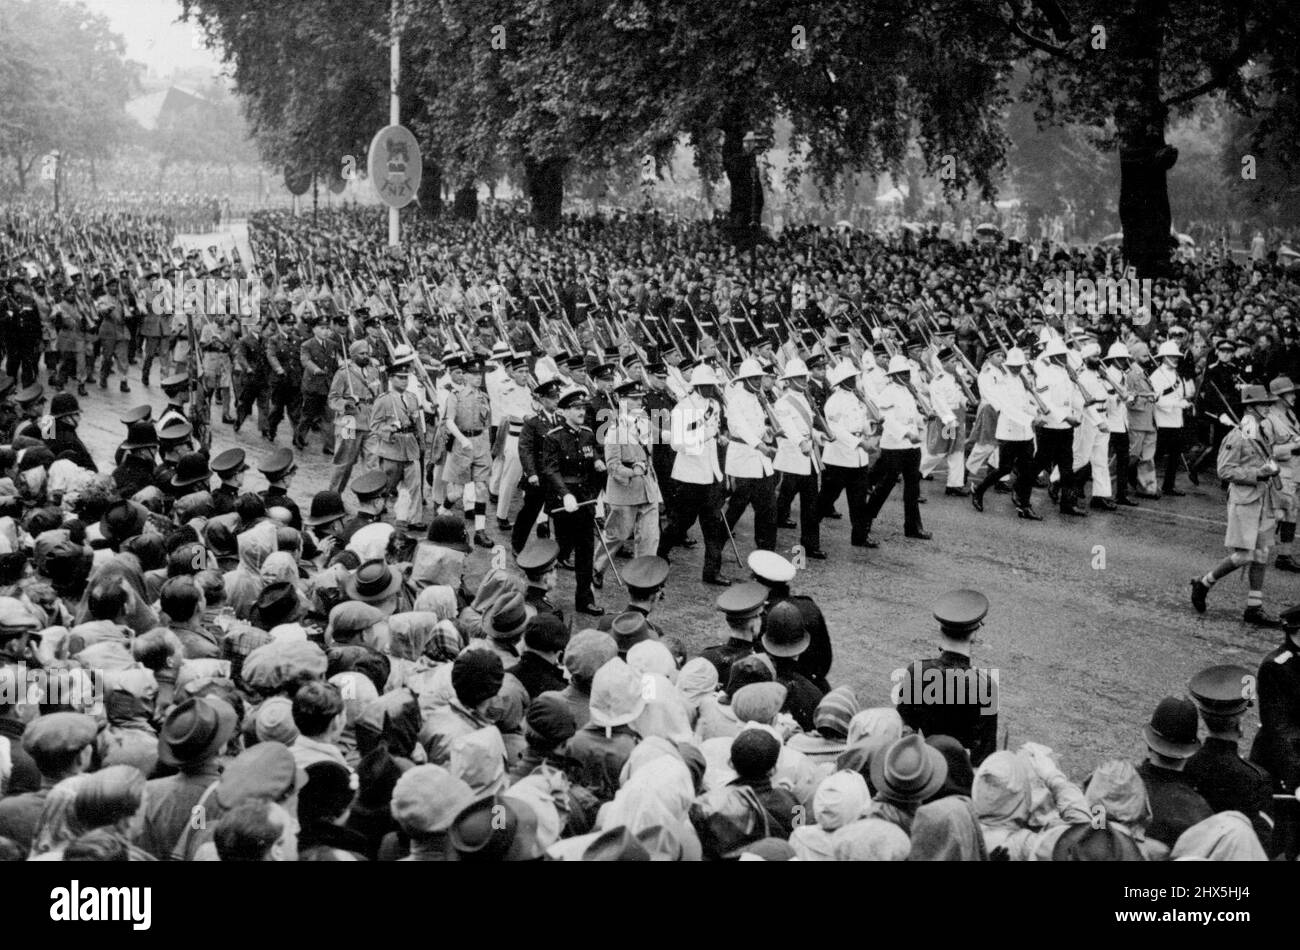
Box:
1026;337;1087;517
723;358;778;552
1262;376;1300;572
773;358;826;559
1150;339;1195;497
656;365;730;586
485;340;513;499
972;347;1044;518
920;345;970;495
1070;341;1115;510
817;361;878;548
1100;342;1140;508
861;355;929;543
494;353;536;531
967;344;1008;489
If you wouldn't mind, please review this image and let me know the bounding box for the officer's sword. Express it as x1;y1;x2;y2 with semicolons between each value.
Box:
720;507;745;568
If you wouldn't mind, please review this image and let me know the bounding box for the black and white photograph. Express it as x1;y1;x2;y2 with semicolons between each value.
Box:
0;0;1297;925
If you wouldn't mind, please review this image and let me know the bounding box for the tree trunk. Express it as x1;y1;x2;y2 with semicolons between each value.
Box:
523;156;565;230
452;184;477;220
418;159;442;218
721;111;762;249
15;154;27;192
1114;1;1176;278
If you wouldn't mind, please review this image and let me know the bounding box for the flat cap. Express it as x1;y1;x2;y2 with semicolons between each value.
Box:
22;712;98;757
621;555;669;590
716;582;768;620
391;765;476;835
932;589;989;637
1188;665;1253;716
329;601;387;637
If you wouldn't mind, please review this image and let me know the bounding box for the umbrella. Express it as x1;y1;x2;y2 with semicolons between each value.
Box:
975;223;1003;241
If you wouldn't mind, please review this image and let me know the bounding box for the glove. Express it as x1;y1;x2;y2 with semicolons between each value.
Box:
563;493;578;513
528;474;539;486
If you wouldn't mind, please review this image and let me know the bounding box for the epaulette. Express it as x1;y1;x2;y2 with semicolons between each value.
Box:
545;425;564;435
1275;650;1293;664
578;425;593;432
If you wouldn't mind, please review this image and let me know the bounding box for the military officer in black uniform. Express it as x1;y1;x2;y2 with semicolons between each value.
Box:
895;589;999;766
209;447;249;515
642;360;678;509
258;447;302;530
701;581;767;686
1183;664;1275;854
516;538;563;624
511;378;562;554
748;550;833;694
341;469;389;542
1251;604;1300;858
541;388;604;616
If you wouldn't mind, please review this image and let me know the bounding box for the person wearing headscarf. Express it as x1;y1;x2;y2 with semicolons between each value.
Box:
788;769;871;860
97;669;159;776
830;817;912;860
909;795;988;860
412;585;458;623
787;686;859;771
328;671;380;769
384;611;461;691
456;567;524;642
1170;811;1269;861
595;754;702;860
972;744;1090;860
846;706;904;747
694;655;776;742
224;521;278;621
676;658;720;728
73;554;158;636
1080;758;1163;860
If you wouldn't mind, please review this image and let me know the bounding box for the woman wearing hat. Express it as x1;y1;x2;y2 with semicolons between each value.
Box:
1191;383;1289;627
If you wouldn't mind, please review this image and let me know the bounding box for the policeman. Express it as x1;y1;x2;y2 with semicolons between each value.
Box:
760;601;827;731
1183;664;1275;854
341;469;389;542
895;589;998;766
258;447;302;530
327;338;381;495
510;378;561;555
11;383;46;442
542;388;605;616
701;581;767;685
369;349;426;534
1250;604;1300;858
748;550;834;694
112;404;153;466
153;421;193;494
516;538;563;624
209;447;248;516
157;371;192;436
443;357;493;548
112;421;159;499
594;554;669;639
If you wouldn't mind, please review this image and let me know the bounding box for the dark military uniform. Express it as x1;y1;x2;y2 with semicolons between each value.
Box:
541;412;602;613
1185;737;1274;852
896;651;998;766
700;639;755;687
261;486;303;531
762;594;832;694
1135;760;1213;848
211;484;239;516
1250;631;1300;857
643;382;678;507
510;404;557;554
525;584;564;625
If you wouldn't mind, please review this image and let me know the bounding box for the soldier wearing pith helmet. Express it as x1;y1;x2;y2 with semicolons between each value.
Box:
1183;664;1276;853
895;589;998;766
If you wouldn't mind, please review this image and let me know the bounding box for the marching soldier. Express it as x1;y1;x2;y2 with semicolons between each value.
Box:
965;343;1007;489
494;353;536;532
294;316;340;454
1183;664;1275;854
919;345;971;495
973;348;1044;518
1100;343;1139;508
1190;384;1286;627
258;447;303;530
642;359;679;509
1151;339;1195;497
442;357;493;548
1028;338;1087;517
724;358;778;552
53;284;89;396
1070;342;1115;510
1191;337;1244;477
198;314;237;425
817;360;877;546
369;347;427;533
209;447;248;516
328;338;382;495
594;381;662;588
772;358;826;559
510;378;561;555
656;365;730;587
1251;605;1300;859
541;388;605;616
1262;376;1300;572
861;355;930;542
894;588;998;766
1125;340;1161;498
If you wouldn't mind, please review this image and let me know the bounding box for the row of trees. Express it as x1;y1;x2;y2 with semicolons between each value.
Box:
0;0;138;194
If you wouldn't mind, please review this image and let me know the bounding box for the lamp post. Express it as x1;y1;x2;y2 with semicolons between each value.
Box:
388;0;402;247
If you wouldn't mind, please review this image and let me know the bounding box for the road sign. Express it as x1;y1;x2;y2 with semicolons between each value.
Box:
367;125;421;209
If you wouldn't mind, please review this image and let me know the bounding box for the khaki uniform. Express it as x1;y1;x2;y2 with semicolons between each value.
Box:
443;384;492;505
369;387;426;526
